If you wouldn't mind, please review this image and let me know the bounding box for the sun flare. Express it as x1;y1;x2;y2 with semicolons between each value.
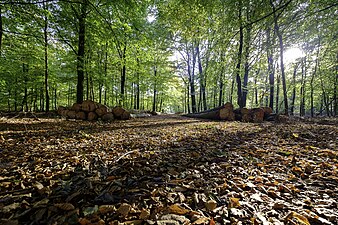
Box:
284;47;304;64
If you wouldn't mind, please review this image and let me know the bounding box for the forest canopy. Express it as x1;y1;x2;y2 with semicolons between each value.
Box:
0;0;337;116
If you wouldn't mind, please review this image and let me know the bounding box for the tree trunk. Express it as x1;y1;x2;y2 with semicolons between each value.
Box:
0;6;2;54
120;44;127;106
219;78;223;107
274;22;288;115
311;41;320;117
300;57;306;116
196;45;207;111
235;2;244;108
187;44;197;113
22;63;29;112
76;0;87;104
44;2;50;112
271;0;290;115
266;26;275;110
185;103;235;121
334;53;338;116
290;63;299;116
242;21;252;108
276;70;280;114
152;66;157;112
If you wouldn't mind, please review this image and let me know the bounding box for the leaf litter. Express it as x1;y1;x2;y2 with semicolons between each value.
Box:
0;115;337;224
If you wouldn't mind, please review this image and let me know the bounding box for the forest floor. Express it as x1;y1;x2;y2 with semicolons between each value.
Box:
0;114;337;225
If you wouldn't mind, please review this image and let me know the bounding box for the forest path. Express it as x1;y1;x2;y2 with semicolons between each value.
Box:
0;115;337;224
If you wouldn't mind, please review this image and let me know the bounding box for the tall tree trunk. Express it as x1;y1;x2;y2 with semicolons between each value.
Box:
254;76;258;106
54;88;57;110
76;0;87;104
187;44;197;113
276;71;280;114
219;75;224;107
0;6;2;54
22;63;29;112
230;78;234;104
334;53;338;116
44;2;50;112
242;23;251;108
271;0;290;115
290;63;299;115
235;1;244;108
152;66;157;112
266;26;275;110
104;43;108;105
120;44;127;106
300;57;306;116
311;40;320;117
196;45;207;110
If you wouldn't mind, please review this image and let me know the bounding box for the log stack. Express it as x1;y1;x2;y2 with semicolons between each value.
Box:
57;100;131;122
185;103;274;123
185;103;235;121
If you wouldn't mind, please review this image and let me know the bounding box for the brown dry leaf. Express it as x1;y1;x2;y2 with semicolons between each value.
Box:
168;204;190;215
285;212;311;225
229;198;241;208
117;203;131;217
54;203;75;211
205;200;217;211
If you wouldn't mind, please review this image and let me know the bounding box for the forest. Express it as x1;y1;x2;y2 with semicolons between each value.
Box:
0;0;338;225
0;0;337;116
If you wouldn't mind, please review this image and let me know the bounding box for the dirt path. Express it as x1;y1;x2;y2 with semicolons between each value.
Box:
0;115;337;224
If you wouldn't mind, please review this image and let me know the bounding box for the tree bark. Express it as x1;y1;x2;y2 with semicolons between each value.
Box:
120;44;127;106
290;63;299;116
196;44;207;111
152;66;157;112
235;1;244;108
271;0;291;115
300;57;306;116
0;6;2;54
334;53;338;116
242;23;252;108
43;2;50;112
266;26;275;110
311;40;320;117
76;0;87;104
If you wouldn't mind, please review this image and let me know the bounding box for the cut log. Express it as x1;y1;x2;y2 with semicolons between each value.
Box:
112;106;126;119
71;103;82;112
75;111;86;120
261;107;273;118
241;108;252;122
185;102;235;121
82;100;97;112
87;112;98;121
57;106;66;115
251;108;264;123
102;112;114;122
95;105;109;117
67;110;76;119
121;110;131;120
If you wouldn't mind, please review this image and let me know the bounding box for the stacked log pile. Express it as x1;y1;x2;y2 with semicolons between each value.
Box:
185;103;275;123
57;100;130;122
